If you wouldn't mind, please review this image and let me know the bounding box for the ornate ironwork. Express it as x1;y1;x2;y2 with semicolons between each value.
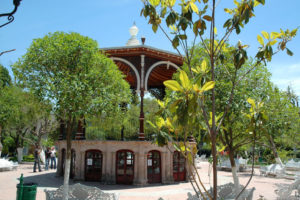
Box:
0;0;22;28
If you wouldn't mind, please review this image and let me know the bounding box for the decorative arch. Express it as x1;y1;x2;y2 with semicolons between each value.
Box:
145;61;180;91
111;57;141;91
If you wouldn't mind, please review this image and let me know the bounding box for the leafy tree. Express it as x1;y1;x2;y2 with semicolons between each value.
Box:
141;0;298;199
0;66;12;148
0;64;11;88
1;87;44;151
86;97;159;140
260;85;300;164
12;32;131;200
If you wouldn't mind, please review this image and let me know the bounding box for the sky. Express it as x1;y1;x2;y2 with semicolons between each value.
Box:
0;0;300;96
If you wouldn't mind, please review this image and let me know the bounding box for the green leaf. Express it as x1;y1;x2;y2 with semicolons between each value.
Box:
286;48;294;56
257;0;265;5
247;98;256;109
149;0;160;7
257;35;264;46
270;32;280;39
201;81;215;92
269;40;277;46
156;117;165;129
203;15;212;21
163;80;182;91
190;2;199;14
178;34;187;40
214;27;217;35
167;0;176;7
201;60;208;73
172;36;180;48
179;70;190;90
261;31;269;39
152;24;158;33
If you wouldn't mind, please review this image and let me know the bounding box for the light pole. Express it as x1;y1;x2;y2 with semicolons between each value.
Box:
0;0;22;28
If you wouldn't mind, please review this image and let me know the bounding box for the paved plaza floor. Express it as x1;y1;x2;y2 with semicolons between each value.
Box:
0;161;295;200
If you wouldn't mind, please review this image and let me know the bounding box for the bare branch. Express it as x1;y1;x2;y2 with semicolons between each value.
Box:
0;49;16;56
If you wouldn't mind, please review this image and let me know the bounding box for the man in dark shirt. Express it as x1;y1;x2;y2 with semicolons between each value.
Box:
45;147;51;170
33;146;42;172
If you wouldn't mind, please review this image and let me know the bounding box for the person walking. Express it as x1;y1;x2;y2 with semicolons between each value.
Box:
33;146;42;172
50;146;56;169
45;147;51;170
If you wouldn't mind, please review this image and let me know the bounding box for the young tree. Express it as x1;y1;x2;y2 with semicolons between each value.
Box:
12;32;131;200
141;0;297;199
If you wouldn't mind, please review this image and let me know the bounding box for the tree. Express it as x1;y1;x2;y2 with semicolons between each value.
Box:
0;64;11;88
12;32;131;200
0;65;12;153
141;0;297;199
260;85;300;165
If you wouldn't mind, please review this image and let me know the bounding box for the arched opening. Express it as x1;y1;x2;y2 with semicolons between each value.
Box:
173;151;186;181
85;150;103;181
111;57;141;91
116;150;134;184
145;61;180;94
147;150;161;183
60;148;76;179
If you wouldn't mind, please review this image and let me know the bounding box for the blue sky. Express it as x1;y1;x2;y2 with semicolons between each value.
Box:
1;0;300;96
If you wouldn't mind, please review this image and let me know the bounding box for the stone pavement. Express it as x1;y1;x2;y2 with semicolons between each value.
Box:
0;162;294;200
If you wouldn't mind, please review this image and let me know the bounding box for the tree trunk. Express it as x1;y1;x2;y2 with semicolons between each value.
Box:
211;131;217;200
62;115;73;200
228;149;240;194
269;135;283;166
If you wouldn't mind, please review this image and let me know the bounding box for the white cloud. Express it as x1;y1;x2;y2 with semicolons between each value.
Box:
270;62;300;97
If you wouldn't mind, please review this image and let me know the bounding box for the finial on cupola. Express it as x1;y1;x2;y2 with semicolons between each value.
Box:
126;22;140;46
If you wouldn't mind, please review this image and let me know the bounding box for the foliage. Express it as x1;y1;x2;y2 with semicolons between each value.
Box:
141;0;298;199
1;86;52;152
0;64;11;88
12;31;131;200
23;154;35;162
86;98;159;140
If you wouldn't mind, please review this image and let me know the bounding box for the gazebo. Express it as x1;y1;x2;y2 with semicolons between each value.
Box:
56;24;194;185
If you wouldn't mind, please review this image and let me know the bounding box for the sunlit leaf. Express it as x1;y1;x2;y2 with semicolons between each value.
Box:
190;2;199;14
247;98;256;109
164;80;182;91
179;70;190;90
257;35;264;46
261;31;269;40
201;81;215;92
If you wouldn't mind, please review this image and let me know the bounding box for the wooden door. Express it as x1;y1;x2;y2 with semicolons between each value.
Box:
147;150;161;183
173;151;186;181
85;150;102;181
116;150;134;184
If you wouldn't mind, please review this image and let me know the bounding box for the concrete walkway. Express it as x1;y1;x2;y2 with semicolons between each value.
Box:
0;162;295;200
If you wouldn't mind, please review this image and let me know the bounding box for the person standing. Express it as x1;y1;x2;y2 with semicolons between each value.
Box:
45;147;51;170
50;146;56;169
33;146;42;172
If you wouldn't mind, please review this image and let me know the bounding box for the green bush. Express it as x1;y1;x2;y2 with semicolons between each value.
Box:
23;154;35;162
9;156;17;162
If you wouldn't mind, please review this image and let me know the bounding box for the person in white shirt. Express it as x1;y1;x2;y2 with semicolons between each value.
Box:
50;146;56;169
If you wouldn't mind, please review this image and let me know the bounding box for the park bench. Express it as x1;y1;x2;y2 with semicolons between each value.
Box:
44;183;118;200
275;178;300;200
